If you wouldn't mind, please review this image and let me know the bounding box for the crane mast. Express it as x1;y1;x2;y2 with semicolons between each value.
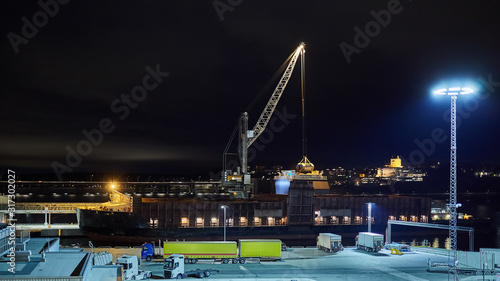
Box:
239;43;305;175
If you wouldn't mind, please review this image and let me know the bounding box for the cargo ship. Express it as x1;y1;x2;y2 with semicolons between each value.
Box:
76;180;432;244
76;207;388;244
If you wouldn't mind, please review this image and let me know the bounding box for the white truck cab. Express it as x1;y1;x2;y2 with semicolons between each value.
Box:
116;255;151;280
164;254;185;279
163;254;218;279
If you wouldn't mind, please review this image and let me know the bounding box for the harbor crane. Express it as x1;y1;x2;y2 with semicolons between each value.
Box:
222;42;314;193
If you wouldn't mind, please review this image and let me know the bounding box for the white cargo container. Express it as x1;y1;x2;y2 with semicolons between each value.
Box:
316;233;342;253
356;232;384;252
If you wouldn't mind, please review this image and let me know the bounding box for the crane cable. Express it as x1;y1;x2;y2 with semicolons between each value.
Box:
222;124;239;173
300;47;307;158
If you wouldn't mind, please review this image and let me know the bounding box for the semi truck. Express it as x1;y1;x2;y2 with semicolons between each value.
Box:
163;254;219;279
141;242;163;261
142;239;282;264
115;255;152;280
316;233;342;253
356;232;384;252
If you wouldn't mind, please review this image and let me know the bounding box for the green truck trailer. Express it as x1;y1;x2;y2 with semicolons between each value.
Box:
157;239;282;264
238;239;282;262
163;241;237;264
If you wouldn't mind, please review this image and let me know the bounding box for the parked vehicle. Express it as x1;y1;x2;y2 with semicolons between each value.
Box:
142;239;282;264
316;233;342;253
356;232;384;252
163;254;219;279
116;255;152;280
141;242;162;261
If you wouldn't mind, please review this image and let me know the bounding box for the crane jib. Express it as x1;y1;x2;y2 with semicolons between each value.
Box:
247;44;304;148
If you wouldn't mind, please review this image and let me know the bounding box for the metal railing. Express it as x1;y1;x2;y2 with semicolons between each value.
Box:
0;202;106;214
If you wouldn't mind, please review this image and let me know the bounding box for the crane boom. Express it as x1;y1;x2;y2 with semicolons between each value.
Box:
247;43;305;148
225;42;321;195
237;43;306;176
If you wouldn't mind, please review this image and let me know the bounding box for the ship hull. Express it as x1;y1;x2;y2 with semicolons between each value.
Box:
76;208;493;250
76;208;384;244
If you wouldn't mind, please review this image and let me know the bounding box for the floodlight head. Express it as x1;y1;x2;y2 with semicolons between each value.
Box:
433;87;474;96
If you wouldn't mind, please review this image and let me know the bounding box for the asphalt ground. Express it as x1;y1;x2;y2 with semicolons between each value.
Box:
128;247;469;281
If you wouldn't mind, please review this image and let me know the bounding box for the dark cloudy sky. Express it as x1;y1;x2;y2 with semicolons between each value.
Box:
1;1;500;178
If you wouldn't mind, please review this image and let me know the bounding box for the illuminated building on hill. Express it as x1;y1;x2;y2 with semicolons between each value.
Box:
376;156;425;184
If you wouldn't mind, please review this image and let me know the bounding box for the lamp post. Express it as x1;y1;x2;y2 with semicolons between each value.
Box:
434;86;473;280
221;205;227;241
366;202;373;232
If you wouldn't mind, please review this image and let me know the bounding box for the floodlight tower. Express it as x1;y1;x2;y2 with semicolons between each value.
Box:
434;86;473;280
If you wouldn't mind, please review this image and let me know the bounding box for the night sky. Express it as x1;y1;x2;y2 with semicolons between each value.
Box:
1;1;500;179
